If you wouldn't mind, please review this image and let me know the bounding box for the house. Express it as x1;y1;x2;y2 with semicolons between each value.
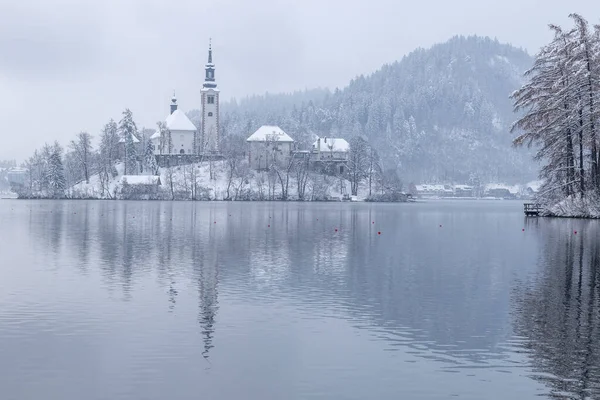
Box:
120;175;162;200
454;184;474;197
246;126;295;170
6;167;28;187
150;95;198;155
311;137;349;161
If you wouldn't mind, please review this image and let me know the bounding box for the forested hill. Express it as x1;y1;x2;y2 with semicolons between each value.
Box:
190;36;537;184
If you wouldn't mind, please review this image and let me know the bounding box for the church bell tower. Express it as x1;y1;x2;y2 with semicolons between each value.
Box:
201;39;219;153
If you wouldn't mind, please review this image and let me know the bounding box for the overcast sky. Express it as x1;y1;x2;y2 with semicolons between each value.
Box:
1;0;599;162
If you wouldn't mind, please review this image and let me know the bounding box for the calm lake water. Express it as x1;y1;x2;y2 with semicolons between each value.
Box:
1;200;599;399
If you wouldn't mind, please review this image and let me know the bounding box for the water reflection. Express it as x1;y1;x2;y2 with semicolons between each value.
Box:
21;201;532;363
6;200;600;398
513;219;600;399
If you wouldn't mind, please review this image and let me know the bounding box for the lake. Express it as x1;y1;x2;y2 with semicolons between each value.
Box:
1;200;599;399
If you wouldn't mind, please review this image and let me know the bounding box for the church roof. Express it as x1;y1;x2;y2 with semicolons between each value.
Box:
165;109;197;132
313;137;350;152
247;126;294;142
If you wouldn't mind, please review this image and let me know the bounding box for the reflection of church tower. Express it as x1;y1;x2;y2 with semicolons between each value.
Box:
198;230;219;360
201;39;220;153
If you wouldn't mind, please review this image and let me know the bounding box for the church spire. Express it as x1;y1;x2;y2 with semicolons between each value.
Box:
170;91;178;114
203;39;216;89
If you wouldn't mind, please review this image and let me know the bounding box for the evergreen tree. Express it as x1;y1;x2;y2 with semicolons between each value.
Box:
144;139;158;174
47;142;66;198
119;109;139;175
125;133;138;175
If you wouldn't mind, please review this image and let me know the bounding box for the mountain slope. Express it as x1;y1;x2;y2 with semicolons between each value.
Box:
193;36;536;183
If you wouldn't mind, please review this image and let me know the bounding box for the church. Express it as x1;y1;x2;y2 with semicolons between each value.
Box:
150;41;220;156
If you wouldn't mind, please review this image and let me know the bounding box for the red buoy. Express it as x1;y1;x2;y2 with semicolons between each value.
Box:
378;231;381;235
214;221;216;224
372;221;375;224
268;224;270;227
575;231;578;234
522;228;525;231
335;228;338;232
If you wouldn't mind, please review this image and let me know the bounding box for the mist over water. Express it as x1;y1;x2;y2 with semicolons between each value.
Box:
0;200;598;399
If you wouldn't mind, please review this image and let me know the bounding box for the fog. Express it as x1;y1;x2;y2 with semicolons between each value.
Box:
1;0;599;161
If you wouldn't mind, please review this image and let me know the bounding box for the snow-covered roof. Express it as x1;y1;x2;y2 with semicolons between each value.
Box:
454;184;473;190
165;109;197;132
484;183;519;194
8;167;28;173
118;133;140;143
120;175;161;185
313;137;349;152
150;130;161;140
247;126;294;142
416;184;453;192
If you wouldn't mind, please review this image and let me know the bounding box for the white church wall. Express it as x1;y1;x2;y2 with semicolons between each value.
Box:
171;130;196;155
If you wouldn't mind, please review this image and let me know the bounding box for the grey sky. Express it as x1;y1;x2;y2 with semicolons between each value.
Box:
1;0;599;162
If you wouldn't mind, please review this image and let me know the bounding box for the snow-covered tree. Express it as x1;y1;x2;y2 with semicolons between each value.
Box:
347;136;369;196
69;131;93;184
47;142;66;198
156;121;171;155
119;109;139;175
125;132;138;175
144;140;158;175
512;15;600;204
99;119;120;197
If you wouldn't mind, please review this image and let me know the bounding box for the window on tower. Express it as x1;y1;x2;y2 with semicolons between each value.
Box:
208;112;213;117
207;95;215;104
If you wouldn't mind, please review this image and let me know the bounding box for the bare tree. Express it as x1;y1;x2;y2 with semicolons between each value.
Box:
69;131;93;184
164;165;176;200
272;155;295;200
295;154;311;200
366;145;382;197
347;136;369;196
233;162;251;200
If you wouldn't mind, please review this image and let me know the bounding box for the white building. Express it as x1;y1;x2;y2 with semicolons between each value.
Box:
150;40;219;156
150;95;198;155
246;126;295;170
311;137;349;161
200;40;219;153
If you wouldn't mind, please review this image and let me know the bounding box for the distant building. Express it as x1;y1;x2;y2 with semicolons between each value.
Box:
150;94;198;155
200;40;220;153
120;175;162;200
453;184;474;197
311;137;349;161
150;39;219;158
415;184;454;197
6;167;28;187
246;126;295;170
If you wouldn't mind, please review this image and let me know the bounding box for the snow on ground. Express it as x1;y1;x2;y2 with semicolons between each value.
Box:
544;195;600;219
71;161;361;201
71;163;125;198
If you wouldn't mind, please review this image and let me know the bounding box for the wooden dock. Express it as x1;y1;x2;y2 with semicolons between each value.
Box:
524;203;543;216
